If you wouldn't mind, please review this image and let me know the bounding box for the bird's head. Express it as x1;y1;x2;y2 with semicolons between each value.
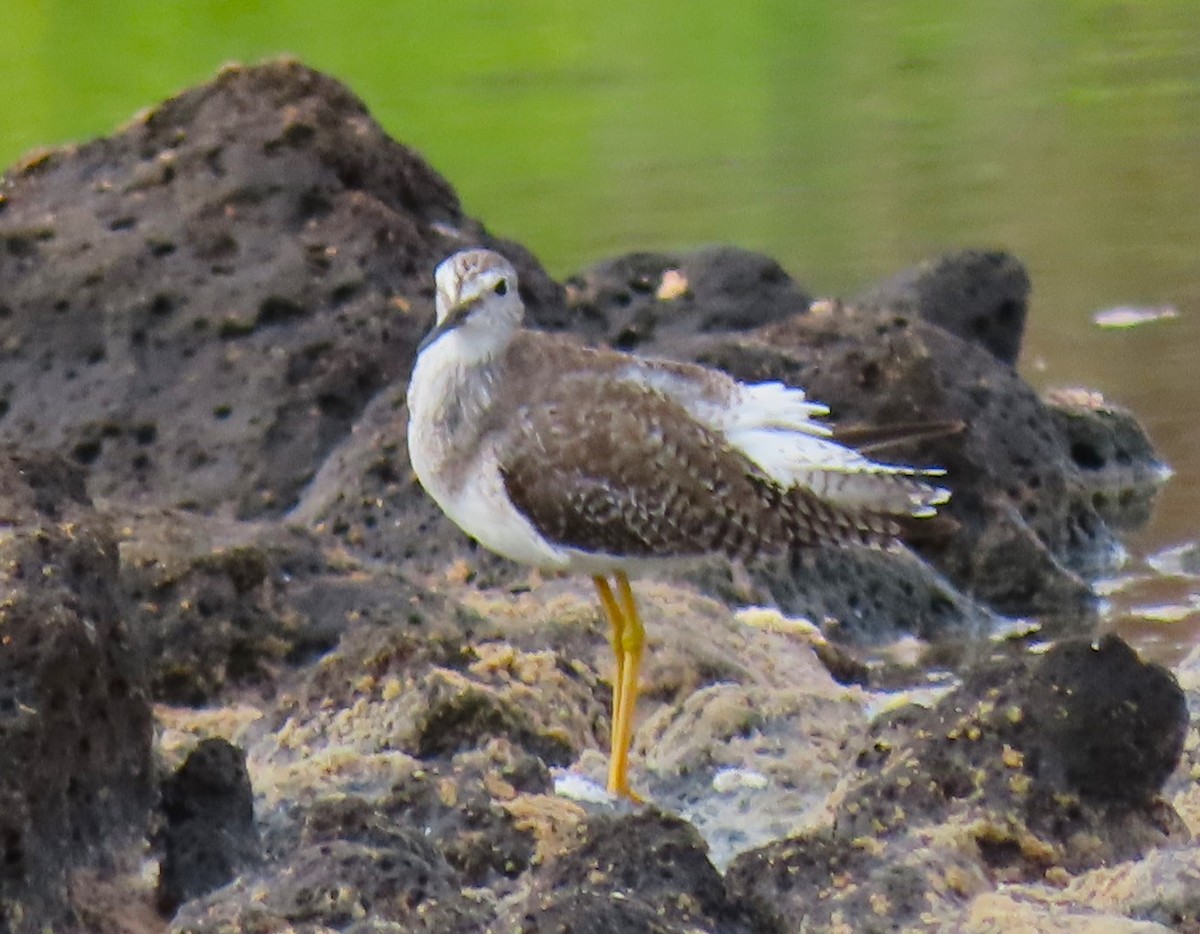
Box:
420;249;523;361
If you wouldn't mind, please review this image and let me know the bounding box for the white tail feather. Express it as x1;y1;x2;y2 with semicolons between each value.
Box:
724;382;949;517
723;382;832;436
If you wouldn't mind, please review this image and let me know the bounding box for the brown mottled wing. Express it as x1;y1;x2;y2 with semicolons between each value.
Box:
498;377;887;560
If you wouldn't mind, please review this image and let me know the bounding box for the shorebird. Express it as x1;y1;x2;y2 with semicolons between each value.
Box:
406;248;948;798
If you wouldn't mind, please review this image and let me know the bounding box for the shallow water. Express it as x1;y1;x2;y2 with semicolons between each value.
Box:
2;1;1198;655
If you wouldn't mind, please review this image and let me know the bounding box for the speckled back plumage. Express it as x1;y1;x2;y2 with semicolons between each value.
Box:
493;333;903;561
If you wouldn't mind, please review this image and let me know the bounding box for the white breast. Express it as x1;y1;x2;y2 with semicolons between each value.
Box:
407;336;570;570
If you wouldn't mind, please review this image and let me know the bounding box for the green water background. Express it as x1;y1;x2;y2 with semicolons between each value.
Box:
2;0;1198;649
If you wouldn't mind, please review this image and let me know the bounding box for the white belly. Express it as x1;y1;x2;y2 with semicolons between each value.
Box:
435;446;571;570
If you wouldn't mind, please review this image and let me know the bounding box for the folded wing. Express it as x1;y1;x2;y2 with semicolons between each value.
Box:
497;373;943;562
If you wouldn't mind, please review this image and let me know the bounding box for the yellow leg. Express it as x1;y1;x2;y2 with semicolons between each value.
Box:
609;571;645;799
593;576;627;790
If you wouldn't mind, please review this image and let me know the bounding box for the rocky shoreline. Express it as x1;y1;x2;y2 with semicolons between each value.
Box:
1;60;1196;933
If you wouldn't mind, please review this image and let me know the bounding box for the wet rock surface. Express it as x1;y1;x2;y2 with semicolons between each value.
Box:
0;60;1193;934
725;636;1190;933
1043;387;1172;533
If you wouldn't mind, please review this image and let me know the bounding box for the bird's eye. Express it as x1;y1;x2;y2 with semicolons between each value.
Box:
493;279;508;296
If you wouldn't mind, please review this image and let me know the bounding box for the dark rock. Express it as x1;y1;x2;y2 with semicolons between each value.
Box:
157;738;260;914
511;810;756;933
543;810;725;914
295;741;550;886
725;636;1189;931
0;446;154;933
0;58;562;520
119;509;421;704
728;825;992;934
171;836;483;933
855;249;1031;366
837;636;1186;852
1044;387;1172;532
749;546;995;646
691;303;1124;628
958;501;1100;630
1021;635;1188;801
562;245;812;352
503;888;696;934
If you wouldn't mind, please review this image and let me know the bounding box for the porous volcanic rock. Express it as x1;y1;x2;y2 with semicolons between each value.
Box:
170;835;485;934
0;446;154;933
497;809;759;933
117;507;472;705
156;738;261;913
0;58;562;520
725;636;1190;933
560;245;813;353
688;296;1155;630
854;249;1031;366
1043;386;1173;532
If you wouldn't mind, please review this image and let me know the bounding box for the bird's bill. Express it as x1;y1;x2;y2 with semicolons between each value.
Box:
418;293;481;353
